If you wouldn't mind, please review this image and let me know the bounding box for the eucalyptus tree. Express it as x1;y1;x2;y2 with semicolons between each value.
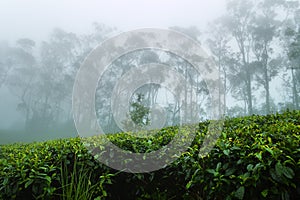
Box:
6;38;37;128
250;0;285;114
137;50;161;108
168;26;211;121
284;11;300;110
206;19;234;115
275;0;300;111
37;28;83;129
222;0;257;115
95;26;206;131
95;50;140;133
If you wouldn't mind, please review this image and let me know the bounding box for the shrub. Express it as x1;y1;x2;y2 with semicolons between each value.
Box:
0;110;299;199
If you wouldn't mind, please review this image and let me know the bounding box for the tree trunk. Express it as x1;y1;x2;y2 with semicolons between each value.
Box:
292;68;299;110
264;66;270;114
242;52;253;115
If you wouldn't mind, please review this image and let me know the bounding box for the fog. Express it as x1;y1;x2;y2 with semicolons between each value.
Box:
0;0;226;42
0;0;299;144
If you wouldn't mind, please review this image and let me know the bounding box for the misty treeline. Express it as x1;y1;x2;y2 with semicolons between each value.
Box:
0;0;300;135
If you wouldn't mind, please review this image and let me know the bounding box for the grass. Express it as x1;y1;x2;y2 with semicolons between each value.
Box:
58;155;115;200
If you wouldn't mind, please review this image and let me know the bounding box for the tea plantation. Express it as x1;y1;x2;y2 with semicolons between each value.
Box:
0;110;299;199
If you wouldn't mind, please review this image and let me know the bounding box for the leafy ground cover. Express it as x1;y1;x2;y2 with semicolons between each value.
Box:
0;110;299;199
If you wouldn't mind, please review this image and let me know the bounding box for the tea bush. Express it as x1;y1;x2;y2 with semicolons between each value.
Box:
0;110;299;199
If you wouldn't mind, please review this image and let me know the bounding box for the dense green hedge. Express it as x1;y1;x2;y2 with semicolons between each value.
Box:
0;110;299;199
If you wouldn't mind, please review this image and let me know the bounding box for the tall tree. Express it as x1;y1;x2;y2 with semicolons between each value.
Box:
206;19;234;115
251;0;283;114
285;16;300;110
223;0;256;115
7;38;37;127
38;28;82;128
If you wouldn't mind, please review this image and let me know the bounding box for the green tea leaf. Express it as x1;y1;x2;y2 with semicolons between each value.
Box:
25;179;34;189
275;162;284;176
247;164;254;171
282;166;294;179
234;186;245;200
261;189;268;197
186;181;192;189
223;149;230;156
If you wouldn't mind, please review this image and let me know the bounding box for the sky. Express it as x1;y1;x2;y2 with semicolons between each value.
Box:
0;0;227;43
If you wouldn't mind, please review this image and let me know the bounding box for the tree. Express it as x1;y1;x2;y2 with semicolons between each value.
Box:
122;93;150;131
282;4;300;110
223;0;256;115
251;0;282;114
285;25;300;110
36;28;83;129
206;19;233;115
7;38;37;128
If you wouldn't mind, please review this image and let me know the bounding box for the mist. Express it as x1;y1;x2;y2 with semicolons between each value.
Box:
0;0;299;144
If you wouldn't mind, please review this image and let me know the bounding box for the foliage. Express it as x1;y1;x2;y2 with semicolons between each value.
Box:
0;110;299;199
122;93;151;131
59;155;114;200
0;138;113;200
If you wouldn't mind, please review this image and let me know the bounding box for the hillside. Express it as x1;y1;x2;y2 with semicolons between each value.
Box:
0;110;299;199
